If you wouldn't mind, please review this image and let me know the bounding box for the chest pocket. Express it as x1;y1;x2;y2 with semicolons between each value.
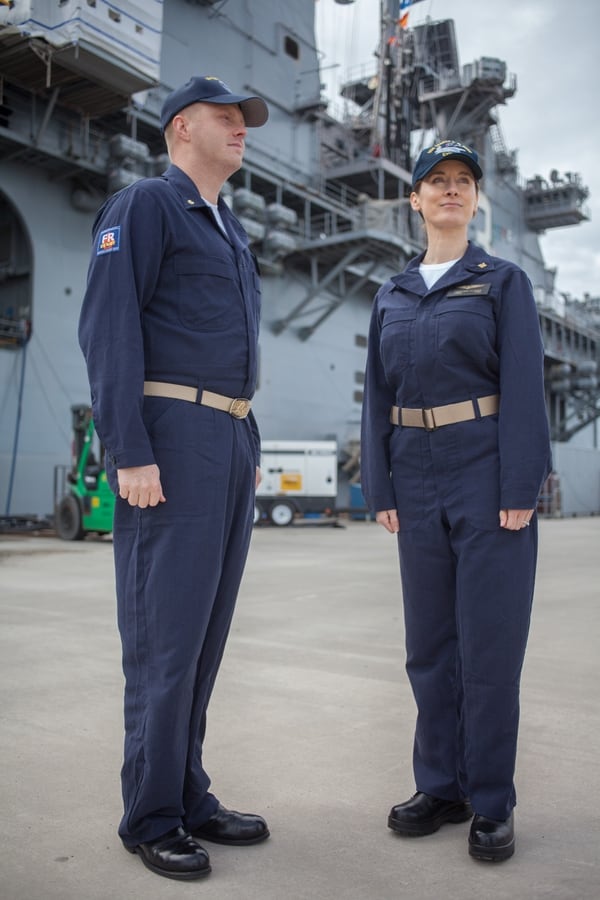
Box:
380;308;416;374
174;256;240;331
434;296;496;363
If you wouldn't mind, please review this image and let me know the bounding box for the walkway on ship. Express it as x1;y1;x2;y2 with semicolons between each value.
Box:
1;516;598;900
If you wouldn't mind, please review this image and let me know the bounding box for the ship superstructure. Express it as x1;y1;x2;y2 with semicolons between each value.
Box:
1;0;598;520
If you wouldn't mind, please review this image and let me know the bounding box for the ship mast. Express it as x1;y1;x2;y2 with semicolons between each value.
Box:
372;0;414;170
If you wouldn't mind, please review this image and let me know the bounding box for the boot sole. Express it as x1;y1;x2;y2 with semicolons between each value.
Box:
130;849;211;881
129;846;212;880
469;838;515;862
388;807;473;837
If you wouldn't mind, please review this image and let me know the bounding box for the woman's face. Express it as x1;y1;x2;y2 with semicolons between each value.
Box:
410;159;479;228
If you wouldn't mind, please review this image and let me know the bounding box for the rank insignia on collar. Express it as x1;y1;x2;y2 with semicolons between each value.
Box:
477;262;488;268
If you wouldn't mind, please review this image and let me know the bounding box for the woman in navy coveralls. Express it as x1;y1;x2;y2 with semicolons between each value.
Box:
360;140;551;862
79;76;271;881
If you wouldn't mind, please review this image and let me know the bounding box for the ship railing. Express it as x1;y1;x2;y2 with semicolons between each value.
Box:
0;82;144;184
299;197;416;249
299;210;358;242
317;176;364;210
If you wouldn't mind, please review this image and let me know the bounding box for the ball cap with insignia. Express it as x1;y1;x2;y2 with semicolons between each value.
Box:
160;75;269;132
411;140;483;188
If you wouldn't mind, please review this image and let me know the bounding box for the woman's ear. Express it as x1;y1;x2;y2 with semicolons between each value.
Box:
409;191;420;212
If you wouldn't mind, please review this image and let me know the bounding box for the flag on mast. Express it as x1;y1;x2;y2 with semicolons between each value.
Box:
399;0;427;29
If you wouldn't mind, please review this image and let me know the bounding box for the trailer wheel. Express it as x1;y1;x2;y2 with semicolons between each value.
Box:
55;494;85;541
269;500;295;527
253;501;264;525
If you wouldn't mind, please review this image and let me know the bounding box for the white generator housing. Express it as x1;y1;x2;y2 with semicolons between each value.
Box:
256;440;338;525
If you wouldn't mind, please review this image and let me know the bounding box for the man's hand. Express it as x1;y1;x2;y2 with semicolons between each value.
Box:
117;464;166;508
375;509;400;534
255;467;262;489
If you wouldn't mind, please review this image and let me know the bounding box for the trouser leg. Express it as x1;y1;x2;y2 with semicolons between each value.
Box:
114;407;255;846
453;517;537;820
182;454;255;829
399;513;537;819
398;513;466;801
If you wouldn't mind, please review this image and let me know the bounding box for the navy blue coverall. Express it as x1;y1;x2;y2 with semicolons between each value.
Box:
360;241;551;821
78;164;261;846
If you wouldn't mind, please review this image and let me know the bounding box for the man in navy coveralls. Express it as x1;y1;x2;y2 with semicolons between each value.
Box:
79;75;270;881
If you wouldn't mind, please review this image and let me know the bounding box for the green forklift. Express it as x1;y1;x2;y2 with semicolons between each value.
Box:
54;404;115;540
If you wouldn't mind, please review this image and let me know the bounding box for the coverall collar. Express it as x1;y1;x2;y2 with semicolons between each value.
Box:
162;163;249;249
162;163;229;215
391;241;497;295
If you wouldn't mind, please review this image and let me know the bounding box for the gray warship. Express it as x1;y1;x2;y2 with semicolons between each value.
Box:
1;0;599;524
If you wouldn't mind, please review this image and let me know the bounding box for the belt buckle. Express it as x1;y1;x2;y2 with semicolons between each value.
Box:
422;407;436;431
229;398;250;419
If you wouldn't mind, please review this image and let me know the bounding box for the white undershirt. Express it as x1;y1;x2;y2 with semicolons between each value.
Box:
203;198;228;236
419;257;460;289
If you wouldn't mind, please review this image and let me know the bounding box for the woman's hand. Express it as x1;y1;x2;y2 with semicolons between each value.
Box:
499;509;534;530
376;509;400;534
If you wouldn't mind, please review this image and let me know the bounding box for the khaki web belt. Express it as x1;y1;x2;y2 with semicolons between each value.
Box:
390;394;499;431
143;381;251;419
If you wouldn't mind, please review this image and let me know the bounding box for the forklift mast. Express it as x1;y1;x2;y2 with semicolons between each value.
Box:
70;404;94;476
54;404;114;540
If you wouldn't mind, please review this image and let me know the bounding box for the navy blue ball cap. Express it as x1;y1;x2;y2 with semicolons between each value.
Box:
411;140;482;187
160;75;269;131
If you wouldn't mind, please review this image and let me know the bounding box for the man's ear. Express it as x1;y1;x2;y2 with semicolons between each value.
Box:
171;114;190;141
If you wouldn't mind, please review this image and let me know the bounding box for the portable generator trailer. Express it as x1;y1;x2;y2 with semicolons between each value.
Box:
255;440;338;526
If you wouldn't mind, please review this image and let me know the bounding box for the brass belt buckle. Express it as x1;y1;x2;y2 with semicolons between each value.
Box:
229;398;251;419
422;407;436;431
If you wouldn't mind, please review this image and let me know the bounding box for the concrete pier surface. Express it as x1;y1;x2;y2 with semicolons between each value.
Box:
1;516;598;900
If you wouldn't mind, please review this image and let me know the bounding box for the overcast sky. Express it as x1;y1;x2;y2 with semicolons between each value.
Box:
315;0;599;301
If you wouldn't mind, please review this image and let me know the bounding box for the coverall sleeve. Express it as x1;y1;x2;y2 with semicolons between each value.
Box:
495;267;551;508
78;188;165;469
360;294;397;512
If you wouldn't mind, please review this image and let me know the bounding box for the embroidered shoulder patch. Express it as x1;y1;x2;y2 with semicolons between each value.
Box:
446;283;491;297
96;226;121;255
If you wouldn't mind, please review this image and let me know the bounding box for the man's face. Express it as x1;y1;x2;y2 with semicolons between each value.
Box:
177;101;248;176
